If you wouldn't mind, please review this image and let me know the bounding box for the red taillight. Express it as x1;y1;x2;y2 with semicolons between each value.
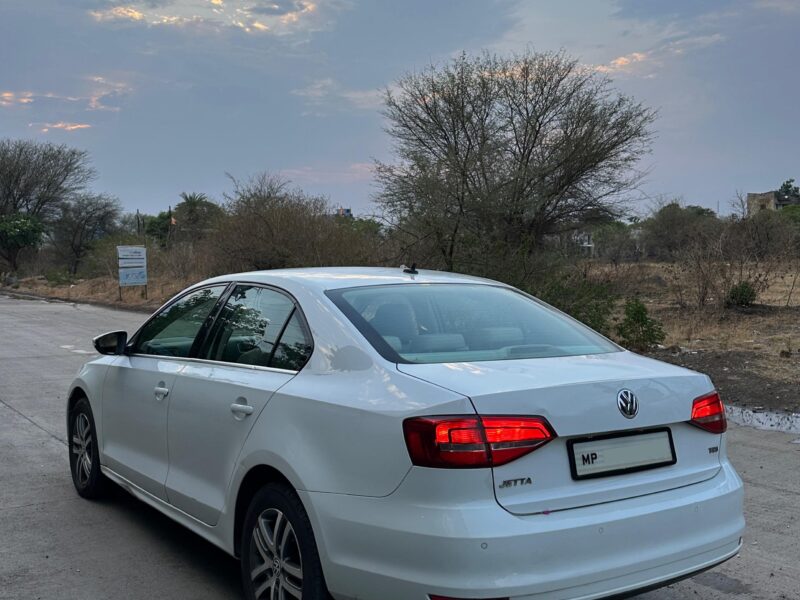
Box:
403;415;556;468
690;391;727;434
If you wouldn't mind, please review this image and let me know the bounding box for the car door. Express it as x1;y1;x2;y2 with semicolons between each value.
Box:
101;284;227;500
164;284;313;525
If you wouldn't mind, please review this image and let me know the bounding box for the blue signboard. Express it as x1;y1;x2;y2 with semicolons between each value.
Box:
117;246;147;287
119;267;148;287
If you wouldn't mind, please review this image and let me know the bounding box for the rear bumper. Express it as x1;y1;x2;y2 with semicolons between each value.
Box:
301;460;744;600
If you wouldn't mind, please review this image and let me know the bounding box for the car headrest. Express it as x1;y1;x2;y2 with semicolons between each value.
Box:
370;303;418;341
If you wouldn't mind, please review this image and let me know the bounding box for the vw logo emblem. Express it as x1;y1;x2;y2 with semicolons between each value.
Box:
617;389;639;419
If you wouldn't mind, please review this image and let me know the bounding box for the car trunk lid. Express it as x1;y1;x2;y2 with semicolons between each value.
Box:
398;351;723;514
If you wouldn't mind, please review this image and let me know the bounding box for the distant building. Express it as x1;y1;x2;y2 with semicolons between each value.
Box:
334;207;353;218
747;190;800;215
573;230;595;257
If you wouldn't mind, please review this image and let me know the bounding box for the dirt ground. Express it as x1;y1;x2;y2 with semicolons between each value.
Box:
640;274;800;414
650;347;800;413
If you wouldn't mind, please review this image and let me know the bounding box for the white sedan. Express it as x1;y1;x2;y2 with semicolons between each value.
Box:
67;267;744;600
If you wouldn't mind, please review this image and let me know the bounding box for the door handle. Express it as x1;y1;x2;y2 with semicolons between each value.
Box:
154;386;170;401
230;403;254;418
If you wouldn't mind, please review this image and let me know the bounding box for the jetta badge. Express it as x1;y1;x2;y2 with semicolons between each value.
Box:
617;389;638;419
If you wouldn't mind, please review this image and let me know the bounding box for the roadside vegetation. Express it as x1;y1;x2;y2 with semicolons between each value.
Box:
1;51;799;385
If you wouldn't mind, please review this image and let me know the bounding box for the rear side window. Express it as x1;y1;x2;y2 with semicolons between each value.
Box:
201;285;312;370
270;312;313;371
327;283;618;364
133;286;225;357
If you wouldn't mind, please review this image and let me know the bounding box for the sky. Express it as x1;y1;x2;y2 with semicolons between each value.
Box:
1;0;798;217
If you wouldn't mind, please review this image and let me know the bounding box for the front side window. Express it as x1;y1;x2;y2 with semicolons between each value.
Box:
133;286;225;357
201;285;311;370
327;284;619;364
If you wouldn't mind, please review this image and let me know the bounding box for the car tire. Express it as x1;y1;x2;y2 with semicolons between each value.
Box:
68;396;106;499
240;482;331;600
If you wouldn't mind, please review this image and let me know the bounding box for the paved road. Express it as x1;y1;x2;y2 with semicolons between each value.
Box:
0;294;798;600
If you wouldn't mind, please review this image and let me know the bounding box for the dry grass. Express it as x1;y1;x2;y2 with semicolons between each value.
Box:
602;261;800;386
10;275;189;311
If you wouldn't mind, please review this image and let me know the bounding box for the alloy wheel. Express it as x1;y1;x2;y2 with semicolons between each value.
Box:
71;413;93;487
250;508;304;599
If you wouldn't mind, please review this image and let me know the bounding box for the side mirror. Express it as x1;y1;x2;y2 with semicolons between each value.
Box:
93;331;128;355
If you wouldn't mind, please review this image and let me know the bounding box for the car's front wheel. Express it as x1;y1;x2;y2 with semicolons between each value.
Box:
240;482;330;600
68;396;105;499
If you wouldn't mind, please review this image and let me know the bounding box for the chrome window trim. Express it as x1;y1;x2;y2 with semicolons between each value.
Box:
125;352;299;375
125;278;314;372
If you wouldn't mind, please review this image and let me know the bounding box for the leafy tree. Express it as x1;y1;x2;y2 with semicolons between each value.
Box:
641;202;720;260
376;50;656;274
173;192;224;241
145;211;173;246
50;195;121;275
778;178;799;200
593;221;639;265
0;213;44;270
0;139;95;270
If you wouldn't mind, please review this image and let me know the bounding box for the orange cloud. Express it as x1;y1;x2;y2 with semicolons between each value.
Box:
280;2;316;25
32;122;92;133
0;91;35;106
87;0;326;35
596;52;649;74
90;6;146;22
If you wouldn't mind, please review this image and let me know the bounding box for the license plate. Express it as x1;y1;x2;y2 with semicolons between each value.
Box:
567;428;676;480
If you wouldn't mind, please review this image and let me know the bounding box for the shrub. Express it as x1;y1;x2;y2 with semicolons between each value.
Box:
615;298;665;351
536;278;617;335
726;281;757;307
44;269;73;286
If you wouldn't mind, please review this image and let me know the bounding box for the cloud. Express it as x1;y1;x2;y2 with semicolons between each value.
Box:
30;122;93;133
0;76;131;113
592;33;725;77
0;91;36;106
86;76;133;111
613;0;735;21
90;6;146;21
292;78;384;111
753;0;800;12
663;33;726;55
595;51;649;73
87;0;335;36
281;162;373;184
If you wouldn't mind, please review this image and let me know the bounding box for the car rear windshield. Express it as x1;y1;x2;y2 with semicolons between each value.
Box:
326;283;619;364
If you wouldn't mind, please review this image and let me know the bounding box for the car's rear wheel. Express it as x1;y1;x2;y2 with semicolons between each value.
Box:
68;397;105;499
240;483;330;600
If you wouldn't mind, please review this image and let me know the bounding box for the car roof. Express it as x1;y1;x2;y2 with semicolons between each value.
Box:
202;266;501;293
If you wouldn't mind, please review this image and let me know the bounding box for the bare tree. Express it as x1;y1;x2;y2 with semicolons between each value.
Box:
214;173;386;273
0;139;95;269
50;195;121;275
730;190;749;220
376;50;656;276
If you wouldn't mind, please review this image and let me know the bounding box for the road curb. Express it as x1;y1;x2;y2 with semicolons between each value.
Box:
0;288;153;314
